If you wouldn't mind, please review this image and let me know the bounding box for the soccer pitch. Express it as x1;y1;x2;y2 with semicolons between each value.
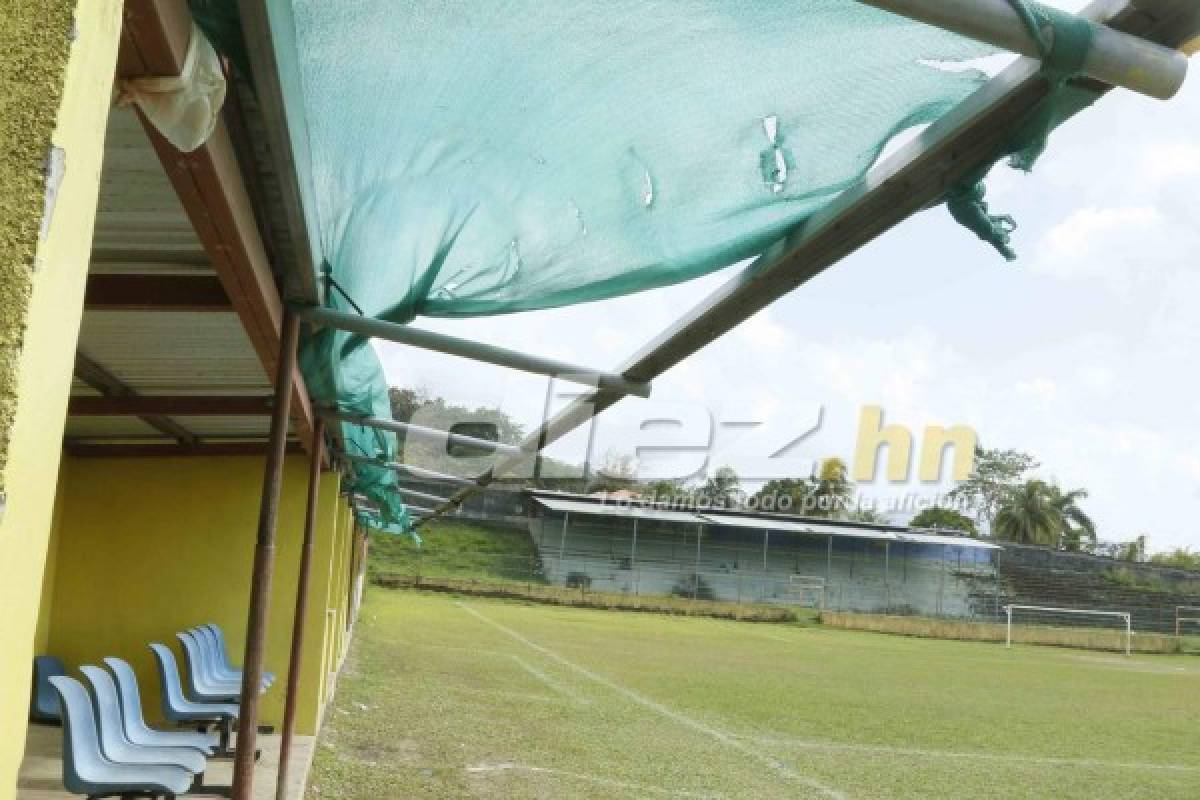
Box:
308;590;1200;799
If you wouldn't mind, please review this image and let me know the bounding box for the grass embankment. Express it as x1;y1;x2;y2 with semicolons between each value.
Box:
370;520;801;622
308;589;1200;799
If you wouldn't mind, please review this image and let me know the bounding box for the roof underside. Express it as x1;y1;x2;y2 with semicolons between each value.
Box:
66;107;290;453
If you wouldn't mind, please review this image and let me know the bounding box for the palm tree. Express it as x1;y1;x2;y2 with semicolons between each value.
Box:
810;458;854;519
993;480;1061;546
1048;486;1096;552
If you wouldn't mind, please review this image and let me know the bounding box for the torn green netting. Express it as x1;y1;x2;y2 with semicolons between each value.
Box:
194;1;1105;533
301;290;416;538
275;0;1008;323
947;1;1100;260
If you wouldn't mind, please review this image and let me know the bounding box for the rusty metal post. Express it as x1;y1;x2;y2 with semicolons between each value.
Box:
274;417;325;800
233;312;301;799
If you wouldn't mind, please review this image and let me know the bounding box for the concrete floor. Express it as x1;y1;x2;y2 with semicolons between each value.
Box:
17;724;314;800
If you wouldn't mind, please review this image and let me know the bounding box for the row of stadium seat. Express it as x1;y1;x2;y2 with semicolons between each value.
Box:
31;624;273;798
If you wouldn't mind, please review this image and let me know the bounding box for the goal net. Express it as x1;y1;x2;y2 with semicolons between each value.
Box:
1176;606;1200;651
1004;604;1132;656
786;575;826;610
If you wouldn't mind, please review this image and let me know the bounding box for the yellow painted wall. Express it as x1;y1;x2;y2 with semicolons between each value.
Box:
0;2;122;795
46;455;346;737
33;464;67;653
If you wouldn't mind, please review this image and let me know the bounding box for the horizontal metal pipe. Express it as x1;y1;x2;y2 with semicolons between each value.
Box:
405;505;436;516
399;487;452;505
394;463;476;486
296;305;652;398
859;0;1187;99
337;452;478;486
322;410;524;457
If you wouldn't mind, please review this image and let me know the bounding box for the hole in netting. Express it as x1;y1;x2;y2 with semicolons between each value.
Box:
568;199;588;235
642;168;655;208
759;115;791;193
918;54;1015;78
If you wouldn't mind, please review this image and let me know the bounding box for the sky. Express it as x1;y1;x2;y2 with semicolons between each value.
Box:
374;12;1200;553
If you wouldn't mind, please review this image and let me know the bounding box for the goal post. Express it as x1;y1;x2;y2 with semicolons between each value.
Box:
787;574;826;610
1175;605;1200;638
1004;604;1132;656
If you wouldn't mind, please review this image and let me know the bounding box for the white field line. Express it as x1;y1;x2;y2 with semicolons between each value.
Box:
456;602;843;800
445;685;567;706
465;762;725;799
737;735;1200;773
399;641;591;703
509;654;593;704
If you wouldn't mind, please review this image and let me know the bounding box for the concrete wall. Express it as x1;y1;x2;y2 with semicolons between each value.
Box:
44;454;350;736
0;2;122;794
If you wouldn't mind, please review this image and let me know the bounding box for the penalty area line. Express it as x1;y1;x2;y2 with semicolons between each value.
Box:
455;601;843;800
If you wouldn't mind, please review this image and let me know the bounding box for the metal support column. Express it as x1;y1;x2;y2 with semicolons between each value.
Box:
558;512;570;572
233;312;300;800
884;540;891;613
630;518;639;595
693;524;702;600
275;418;324;800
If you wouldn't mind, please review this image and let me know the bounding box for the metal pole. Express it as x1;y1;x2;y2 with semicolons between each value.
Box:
1006;605;1013;648
398;487;451;505
559;512;569;572
826;535;832;582
762;529;769;572
323;410;523;456
275;417;325;800
856;0;1187;100
693;524;702;600
1125;613;1132;657
296;305;652;397
233;311;300;800
631;518;639;595
884;540;890;613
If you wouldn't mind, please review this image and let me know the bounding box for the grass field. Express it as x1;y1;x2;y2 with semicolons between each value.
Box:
307;589;1200;799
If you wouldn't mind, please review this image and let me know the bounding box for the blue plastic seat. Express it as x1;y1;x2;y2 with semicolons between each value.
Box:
102;657;217;756
79;666;207;775
31;655;67;724
47;675;193;799
192;626;271;690
149;643;239;757
175;632;240;703
202;624;274;686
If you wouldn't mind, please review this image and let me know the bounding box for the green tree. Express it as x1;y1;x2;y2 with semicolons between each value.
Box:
1048;486;1096;552
750;477;813;513
947;446;1040;529
1149;547;1200;571
910;506;977;535
587;450;639;494
846;507;888;524
993;480;1061;546
701;465;742;508
809;457;853;518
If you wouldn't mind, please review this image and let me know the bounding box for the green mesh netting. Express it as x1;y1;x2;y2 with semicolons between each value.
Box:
196;1;1103;536
287;1;1000;322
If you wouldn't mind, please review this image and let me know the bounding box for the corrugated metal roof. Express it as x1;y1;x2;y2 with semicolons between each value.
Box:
896;531;1001;550
65;108;277;447
534;496;704;524
91;109;211;275
76;312;269;393
178;416;275;437
701;513;896;541
63;416;162;438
